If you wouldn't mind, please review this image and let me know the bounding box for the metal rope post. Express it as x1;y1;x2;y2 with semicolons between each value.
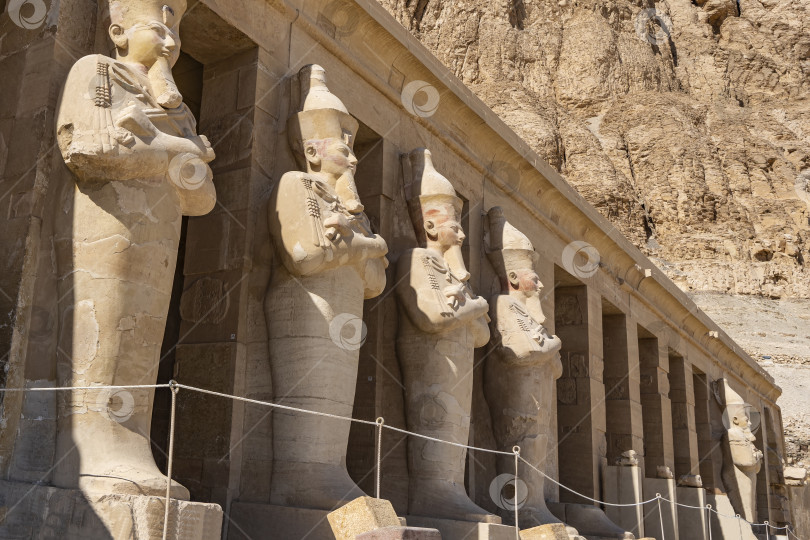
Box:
162;381;179;540
375;417;384;499
512;446;521;540
765;520;770;540
706;504;712;540
656;493;665;540
737;514;743;539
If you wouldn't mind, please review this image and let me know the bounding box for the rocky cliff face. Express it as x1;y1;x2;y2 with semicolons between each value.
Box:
379;0;810;299
377;0;810;468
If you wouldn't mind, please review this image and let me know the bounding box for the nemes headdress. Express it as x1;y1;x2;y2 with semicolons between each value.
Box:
108;0;186;30
485;206;540;278
287;64;359;168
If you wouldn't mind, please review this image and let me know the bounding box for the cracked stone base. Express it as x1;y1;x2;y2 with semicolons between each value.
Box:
0;479;222;539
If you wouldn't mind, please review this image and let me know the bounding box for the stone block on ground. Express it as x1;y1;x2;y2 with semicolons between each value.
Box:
0;479;222;540
405;515;515;539
356;526;442;539
520;522;569;539
326;496;401;540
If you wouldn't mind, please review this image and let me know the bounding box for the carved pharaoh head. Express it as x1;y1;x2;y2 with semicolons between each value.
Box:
406;148;469;280
107;0;185;62
106;0;187;107
485;206;542;294
287;65;360;175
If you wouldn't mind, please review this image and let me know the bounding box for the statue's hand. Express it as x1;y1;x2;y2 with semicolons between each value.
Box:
443;283;466;309
115;104;159;137
193;134;216;163
323;214;353;242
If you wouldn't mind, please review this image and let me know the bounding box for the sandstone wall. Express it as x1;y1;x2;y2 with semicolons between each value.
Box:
377;0;810;300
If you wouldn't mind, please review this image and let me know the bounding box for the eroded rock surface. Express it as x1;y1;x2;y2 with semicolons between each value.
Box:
379;0;809;299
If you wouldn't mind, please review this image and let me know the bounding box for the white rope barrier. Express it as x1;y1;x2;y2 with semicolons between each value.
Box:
0;381;805;540
519;456;660;507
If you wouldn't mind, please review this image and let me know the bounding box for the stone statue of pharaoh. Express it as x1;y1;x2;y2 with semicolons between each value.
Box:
483;207;566;528
396;148;495;522
266;64;388;509
53;0;215;497
715;379;763;522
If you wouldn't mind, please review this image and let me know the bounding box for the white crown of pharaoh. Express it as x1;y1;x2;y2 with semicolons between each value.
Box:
485;206;540;278
108;0;186;31
287;64;359;163
720;378;746;407
406;148;463;229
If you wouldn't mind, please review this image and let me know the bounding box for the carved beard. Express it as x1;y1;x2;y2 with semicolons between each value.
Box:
335;170;364;214
444;244;470;282
524;294;546;325
149;56;183;109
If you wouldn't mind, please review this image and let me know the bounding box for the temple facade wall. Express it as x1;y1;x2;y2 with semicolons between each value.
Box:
0;0;801;538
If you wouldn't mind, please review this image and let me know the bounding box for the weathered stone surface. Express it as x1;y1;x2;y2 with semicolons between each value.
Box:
0;480;222;540
327;496;401;540
519;523;569;540
714;378;763;522
52;0;216;500
483;207;566;529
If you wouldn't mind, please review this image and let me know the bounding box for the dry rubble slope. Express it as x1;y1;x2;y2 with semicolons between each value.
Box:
376;0;809;463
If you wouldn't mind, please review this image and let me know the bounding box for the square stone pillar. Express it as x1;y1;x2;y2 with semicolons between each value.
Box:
676;486;708;540
638;332;674;478
602;312;644;463
603;465;645;537
692;372;719;491
555;283;605;503
669;355;700;481
642;477;678;539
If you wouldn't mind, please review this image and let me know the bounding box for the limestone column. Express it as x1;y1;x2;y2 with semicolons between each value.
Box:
693;372;720;489
637;333;674;478
554;283;605;503
602;312;644;462
638;331;678;538
669;355;700;482
602;311;645;537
